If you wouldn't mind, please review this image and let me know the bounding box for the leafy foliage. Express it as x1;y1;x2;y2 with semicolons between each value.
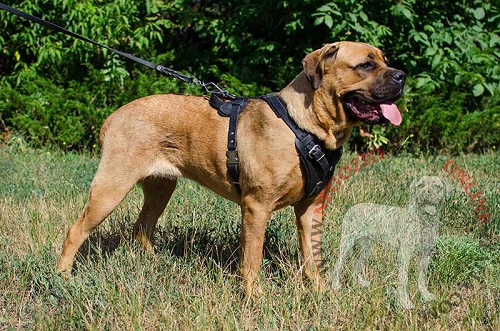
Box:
0;0;498;152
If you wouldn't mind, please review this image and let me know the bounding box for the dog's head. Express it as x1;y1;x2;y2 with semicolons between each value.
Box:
302;41;405;126
409;176;448;217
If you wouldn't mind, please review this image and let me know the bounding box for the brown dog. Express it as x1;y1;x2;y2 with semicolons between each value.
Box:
56;41;405;296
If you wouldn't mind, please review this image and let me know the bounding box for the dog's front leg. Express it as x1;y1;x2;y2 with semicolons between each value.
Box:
417;253;436;302
397;249;415;309
294;195;324;289
240;197;271;297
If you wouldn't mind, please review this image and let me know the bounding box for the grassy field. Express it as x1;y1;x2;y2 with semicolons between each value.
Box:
0;141;498;330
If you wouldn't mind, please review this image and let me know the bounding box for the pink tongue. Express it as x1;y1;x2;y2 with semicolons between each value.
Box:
380;103;402;126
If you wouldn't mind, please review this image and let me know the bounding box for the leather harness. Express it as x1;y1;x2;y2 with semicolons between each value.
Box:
209;94;343;198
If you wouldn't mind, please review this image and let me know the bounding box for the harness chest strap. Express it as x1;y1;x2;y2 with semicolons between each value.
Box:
209;94;342;198
209;95;249;193
261;94;343;197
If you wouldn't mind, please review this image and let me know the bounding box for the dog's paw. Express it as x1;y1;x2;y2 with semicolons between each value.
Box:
356;277;371;288
55;260;73;279
421;291;436;302
399;297;415;310
332;279;342;291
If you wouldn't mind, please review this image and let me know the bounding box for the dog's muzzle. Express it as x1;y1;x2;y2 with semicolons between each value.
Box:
343;98;402;125
343;69;405;125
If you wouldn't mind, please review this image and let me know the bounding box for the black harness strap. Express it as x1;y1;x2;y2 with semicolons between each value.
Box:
226;99;248;194
261;94;342;197
210;95;248;194
210;94;342;198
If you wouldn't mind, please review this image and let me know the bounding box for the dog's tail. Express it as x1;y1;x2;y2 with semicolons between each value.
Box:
99;112;117;146
99;122;109;147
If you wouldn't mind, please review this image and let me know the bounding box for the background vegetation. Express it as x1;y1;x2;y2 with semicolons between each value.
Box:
0;0;499;153
1;2;498;329
0;145;498;329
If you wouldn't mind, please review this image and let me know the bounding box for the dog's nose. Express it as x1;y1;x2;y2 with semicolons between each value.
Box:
392;70;406;83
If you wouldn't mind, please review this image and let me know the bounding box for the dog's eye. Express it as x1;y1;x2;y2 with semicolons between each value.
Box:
356;61;375;71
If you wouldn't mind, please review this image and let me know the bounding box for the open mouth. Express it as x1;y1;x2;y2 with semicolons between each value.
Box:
343;96;402;126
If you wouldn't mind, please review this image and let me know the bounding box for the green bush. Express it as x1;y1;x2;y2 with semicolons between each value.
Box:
0;69;106;150
385;88;500;154
0;0;498;152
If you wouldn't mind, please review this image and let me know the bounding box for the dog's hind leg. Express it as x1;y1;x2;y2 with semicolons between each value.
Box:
56;162;141;274
133;177;177;252
354;238;374;288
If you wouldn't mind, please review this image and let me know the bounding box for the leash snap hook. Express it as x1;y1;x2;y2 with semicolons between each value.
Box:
202;82;237;100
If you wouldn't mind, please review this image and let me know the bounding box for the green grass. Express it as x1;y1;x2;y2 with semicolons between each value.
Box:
0;143;498;330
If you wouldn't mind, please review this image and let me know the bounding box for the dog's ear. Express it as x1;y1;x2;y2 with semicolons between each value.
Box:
440;177;451;200
302;43;339;90
409;178;420;197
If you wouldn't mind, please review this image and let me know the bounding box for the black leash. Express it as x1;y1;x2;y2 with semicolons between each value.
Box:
0;2;237;99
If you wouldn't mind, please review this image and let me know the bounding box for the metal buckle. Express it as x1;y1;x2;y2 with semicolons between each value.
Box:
226;150;239;164
308;144;325;161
